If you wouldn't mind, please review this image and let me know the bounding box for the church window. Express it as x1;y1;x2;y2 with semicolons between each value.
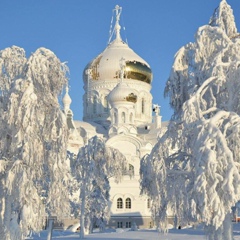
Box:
125;198;131;209
103;96;108;112
117;222;123;228
117;198;123;209
147;198;151;208
126;222;131;228
142;98;145;114
93;96;97;114
121;112;126;123
130;113;133;123
129;164;134;176
114;112;117;124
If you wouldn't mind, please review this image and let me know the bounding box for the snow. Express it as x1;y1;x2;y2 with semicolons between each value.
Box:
1;1;240;239
28;224;240;240
0;45;70;239
69;136;127;238
141;1;240;239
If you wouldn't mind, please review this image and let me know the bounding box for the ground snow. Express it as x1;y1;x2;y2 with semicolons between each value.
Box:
29;223;240;240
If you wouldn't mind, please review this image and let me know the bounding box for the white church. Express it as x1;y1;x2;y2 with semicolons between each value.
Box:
62;5;168;229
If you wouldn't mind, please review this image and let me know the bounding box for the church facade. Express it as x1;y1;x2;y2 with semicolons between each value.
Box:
63;5;167;229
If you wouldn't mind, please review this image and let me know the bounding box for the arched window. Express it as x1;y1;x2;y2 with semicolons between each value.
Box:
147;198;151;209
114;112;117;124
117;198;123;209
129;113;133;123
125;198;131;209
129;164;134;176
93;96;97;114
103;96;108;112
142;98;145;114
121;112;126;123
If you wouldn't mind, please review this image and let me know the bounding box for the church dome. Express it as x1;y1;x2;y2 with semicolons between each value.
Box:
108;81;137;104
83;39;152;84
63;86;72;112
83;6;152;85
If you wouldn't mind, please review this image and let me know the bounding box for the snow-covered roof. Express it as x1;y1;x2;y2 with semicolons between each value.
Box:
74;120;107;137
108;82;137;105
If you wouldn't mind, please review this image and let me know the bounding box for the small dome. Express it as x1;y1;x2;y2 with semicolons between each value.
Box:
108;82;137;104
63;86;72;111
83;38;152;84
63;92;71;106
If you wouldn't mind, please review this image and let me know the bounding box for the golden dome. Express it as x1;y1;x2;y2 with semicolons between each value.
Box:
83;5;152;85
83;39;152;84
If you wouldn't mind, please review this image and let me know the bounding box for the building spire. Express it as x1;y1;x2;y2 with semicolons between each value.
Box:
108;5;123;44
114;5;122;41
63;85;72;113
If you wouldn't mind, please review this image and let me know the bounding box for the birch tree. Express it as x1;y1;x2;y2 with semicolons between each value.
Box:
141;1;240;239
70;136;126;239
0;46;70;240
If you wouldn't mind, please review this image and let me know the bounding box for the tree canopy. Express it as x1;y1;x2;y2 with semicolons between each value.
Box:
141;1;240;239
0;46;70;240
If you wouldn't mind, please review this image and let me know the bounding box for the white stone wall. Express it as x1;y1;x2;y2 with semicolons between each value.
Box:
83;79;152;126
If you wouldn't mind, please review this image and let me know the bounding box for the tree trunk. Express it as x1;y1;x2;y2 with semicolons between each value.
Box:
79;188;86;239
174;215;178;229
205;212;233;240
47;218;54;240
88;219;93;234
0;193;6;239
222;212;233;240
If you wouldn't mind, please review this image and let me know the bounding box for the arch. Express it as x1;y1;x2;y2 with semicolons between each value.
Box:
125;198;131;209
138;90;152;116
103;95;108;112
106;135;143;155
79;127;87;138
117;198;123;209
121;112;126;123
129;126;137;134
129;164;134;176
114;112;117;124
117;126;129;135
108;126;118;136
83;93;88;114
129;112;133;123
93;95;97;114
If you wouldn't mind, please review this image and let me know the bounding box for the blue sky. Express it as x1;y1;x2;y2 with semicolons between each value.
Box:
0;0;239;121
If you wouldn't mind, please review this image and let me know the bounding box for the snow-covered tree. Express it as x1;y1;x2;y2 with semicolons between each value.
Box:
0;46;70;240
70;136;126;239
141;1;240;239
